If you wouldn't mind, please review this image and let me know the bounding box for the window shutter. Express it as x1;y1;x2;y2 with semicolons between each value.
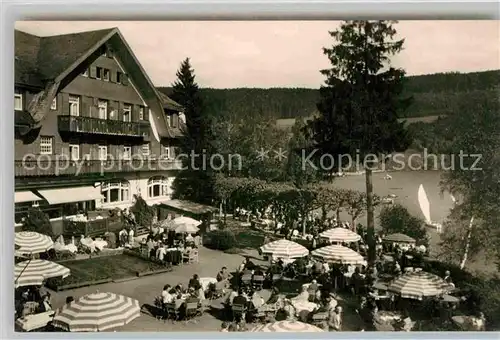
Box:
61;93;70;115
61;146;69;157
122;74;129;86
89;66;97;78
81;102;89;117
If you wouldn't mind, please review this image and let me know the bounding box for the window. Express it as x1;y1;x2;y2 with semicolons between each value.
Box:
98;100;107;119
103;69;110;81
96;67;102;80
82;68;89;77
147;176;170;198
116;71;122;84
98;145;108;161
40;136;53;155
178;112;186;124
69;144;80;160
123;104;132;122
14;92;23;111
50;97;57;110
101;180;130;204
138;107;144;120
123;146;131;160
69;95;80;116
142;143;150;157
162;146;171;159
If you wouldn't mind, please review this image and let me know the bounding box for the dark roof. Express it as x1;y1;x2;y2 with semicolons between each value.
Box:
159;199;217;215
15;28;114;86
157;91;183;111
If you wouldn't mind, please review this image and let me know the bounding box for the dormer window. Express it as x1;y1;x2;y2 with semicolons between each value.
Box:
103;69;110;82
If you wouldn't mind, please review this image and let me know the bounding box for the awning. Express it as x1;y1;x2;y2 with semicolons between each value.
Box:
38;186;102;205
15;191;42;203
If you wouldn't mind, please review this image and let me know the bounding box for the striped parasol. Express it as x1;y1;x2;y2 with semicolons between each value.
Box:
383;233;416;244
387;270;449;300
250;320;324;332
15;259;70;288
319;228;361;243
52;292;141;332
311;245;366;265
260;239;309;259
15;231;54;255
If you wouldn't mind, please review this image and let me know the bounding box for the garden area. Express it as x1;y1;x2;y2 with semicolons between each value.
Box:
46;253;171;291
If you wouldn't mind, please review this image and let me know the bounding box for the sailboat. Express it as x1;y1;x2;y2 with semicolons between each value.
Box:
418;184;442;233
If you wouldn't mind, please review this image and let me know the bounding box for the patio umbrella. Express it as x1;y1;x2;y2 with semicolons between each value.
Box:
387;270;449;300
168;216;201;231
250;320;324;332
311;245;366;265
174;224;199;234
52;292;141;332
14;259;70;288
383;233;416;244
260;239;309;259
319;228;361;243
15;231;54;255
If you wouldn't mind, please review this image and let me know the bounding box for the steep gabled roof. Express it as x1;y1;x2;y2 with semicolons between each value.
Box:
14;28;182;138
158;91;183;111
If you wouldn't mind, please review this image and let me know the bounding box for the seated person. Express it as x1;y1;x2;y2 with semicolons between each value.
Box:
308;279;320;294
162;284;174;304
243;257;256;271
38;294;52;313
251;291;265;309
217;266;232;282
227;288;239;306
282;300;296;320
174;293;184;310
188;274;202;291
292;286;310;303
253;266;264;277
185;289;200;305
232;289;248;307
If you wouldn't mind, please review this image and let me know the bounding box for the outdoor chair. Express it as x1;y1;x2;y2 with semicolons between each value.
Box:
311;311;329;327
22;302;39;317
253;275;265;290
241;274;252;287
184;301;201;324
165;303;180;323
232;303;247;321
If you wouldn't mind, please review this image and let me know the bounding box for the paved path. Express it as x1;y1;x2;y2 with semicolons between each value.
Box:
48;247;261;331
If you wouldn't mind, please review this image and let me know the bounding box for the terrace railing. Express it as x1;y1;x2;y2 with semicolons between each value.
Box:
15;158;183;177
58;115;150;138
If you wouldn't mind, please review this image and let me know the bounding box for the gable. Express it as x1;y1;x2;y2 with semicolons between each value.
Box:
15;28;181;138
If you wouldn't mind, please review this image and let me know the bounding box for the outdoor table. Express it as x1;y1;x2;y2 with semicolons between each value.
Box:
291;301;318;314
376;311;402;323
16;311;55;331
442;294;460;303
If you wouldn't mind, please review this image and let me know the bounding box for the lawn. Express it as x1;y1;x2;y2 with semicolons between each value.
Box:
49;254;167;288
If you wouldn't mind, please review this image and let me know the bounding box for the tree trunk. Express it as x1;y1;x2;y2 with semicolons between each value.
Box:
365;168;376;264
336;208;341;225
460;216;474;270
302;213;307;236
352;216;356;232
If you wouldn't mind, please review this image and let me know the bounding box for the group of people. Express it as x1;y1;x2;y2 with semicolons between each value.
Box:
158;274;207;320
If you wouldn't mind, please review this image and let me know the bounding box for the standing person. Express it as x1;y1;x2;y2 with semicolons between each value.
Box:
128;227;135;246
328;305;342;331
118;227;127;247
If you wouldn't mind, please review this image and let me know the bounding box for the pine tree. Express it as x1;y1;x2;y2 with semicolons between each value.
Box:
170;58;216;204
306;21;412;263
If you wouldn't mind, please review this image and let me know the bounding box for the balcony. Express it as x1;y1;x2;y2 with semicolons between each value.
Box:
58;116;150;138
15;159;183;177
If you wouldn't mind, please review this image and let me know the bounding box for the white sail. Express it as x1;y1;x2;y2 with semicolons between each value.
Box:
418;184;432;223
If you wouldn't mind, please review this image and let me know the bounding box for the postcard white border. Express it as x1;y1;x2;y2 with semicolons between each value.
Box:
1;1;499;339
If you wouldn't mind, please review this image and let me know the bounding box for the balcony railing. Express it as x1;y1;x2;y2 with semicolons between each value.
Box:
58;115;150;137
15;159;183;177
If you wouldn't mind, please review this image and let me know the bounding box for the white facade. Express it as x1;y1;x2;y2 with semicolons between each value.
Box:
96;172;176;210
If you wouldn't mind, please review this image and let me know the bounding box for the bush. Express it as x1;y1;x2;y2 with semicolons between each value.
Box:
205;230;236;251
379;204;429;246
22;207;53;237
130;195;155;228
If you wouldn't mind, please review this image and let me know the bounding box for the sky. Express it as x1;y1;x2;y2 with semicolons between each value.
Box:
15;21;500;88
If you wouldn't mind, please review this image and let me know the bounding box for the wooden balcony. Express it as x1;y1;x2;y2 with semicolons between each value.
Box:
58;115;150;138
15;158;183;177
